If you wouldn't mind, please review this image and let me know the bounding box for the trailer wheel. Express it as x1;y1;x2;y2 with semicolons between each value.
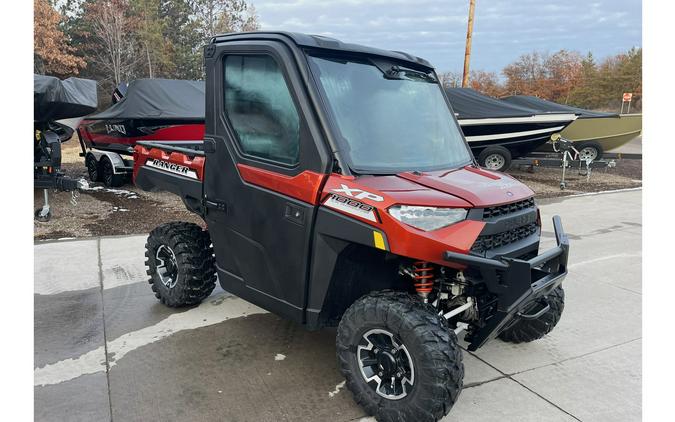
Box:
101;156;125;187
499;286;565;343
478;146;512;172
85;154;101;183
145;222;216;307
576;141;604;161
336;290;464;422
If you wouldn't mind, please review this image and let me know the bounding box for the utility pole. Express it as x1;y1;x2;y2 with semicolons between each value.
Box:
462;0;476;88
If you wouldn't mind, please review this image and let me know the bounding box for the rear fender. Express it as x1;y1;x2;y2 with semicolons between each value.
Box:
133;144;205;215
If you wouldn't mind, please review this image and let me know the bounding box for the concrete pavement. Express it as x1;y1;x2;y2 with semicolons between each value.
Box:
34;189;642;421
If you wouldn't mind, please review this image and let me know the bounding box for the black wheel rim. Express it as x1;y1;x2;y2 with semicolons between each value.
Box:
357;329;414;400
155;245;179;289
103;161;113;186
87;158;98;181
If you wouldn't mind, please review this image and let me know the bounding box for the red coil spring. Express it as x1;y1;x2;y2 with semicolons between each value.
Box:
412;261;434;294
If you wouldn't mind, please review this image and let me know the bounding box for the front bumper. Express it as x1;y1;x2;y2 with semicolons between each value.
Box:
444;216;569;351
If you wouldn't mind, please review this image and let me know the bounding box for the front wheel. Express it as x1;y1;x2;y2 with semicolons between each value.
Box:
336;291;464;422
499;286;565;343
85;153;101;183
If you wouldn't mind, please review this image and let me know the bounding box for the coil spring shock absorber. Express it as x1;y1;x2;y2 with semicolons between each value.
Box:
412;261;435;301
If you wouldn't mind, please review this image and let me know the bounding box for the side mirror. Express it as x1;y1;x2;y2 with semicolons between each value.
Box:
550;133;561;142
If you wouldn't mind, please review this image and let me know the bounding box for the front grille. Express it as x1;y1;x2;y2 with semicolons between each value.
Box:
483;197;535;219
471;222;538;254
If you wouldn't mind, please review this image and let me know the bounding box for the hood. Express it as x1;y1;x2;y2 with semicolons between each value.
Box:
354;166;534;208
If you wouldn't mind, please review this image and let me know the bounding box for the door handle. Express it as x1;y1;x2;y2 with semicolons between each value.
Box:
206;199;227;213
284;204;305;225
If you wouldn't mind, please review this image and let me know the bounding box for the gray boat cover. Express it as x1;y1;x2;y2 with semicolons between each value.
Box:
444;88;542;119
501;95;618;118
34;74;98;122
89;79;205;121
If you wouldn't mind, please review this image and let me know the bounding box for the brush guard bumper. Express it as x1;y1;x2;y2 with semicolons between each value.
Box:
444;216;569;351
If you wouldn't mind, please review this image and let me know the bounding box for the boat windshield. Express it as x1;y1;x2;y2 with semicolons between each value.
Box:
307;54;473;174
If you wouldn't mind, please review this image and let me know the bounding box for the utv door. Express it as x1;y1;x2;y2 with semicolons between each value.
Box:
203;41;330;322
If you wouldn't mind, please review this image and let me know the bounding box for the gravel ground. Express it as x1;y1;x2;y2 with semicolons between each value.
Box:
34;145;641;240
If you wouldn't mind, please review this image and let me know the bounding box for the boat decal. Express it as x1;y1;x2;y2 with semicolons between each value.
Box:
465;126;566;142
459;114;577;126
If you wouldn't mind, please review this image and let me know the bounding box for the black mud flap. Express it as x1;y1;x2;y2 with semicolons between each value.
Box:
444;216;570;351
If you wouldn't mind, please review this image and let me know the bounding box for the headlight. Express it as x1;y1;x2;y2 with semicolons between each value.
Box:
388;205;467;231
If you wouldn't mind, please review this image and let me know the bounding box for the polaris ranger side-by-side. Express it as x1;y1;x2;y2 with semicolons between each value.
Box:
133;32;569;421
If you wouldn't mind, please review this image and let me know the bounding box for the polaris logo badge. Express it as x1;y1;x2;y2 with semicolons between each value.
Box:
332;184;384;202
324;194;378;222
146;159;198;179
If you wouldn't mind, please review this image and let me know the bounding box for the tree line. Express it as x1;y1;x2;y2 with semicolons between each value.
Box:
35;0;641;112
439;47;642;112
34;0;259;106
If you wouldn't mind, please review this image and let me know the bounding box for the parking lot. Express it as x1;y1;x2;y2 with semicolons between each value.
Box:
34;189;641;422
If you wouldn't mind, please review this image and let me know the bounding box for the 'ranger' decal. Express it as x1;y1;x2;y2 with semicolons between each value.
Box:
146;159;198;179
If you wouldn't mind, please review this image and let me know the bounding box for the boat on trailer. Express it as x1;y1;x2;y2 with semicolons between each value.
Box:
501;95;642;161
77;79;205;186
444;88;577;171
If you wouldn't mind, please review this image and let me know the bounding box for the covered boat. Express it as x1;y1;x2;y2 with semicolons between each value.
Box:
34;74;97;220
78;78;205;155
501;95;642;160
445;88;577;170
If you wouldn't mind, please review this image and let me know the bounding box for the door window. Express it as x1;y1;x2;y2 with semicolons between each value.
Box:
224;55;300;165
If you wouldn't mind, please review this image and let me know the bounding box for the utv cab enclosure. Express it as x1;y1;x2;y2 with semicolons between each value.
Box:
134;32;570;422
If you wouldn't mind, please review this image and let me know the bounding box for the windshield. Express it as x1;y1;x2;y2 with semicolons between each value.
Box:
307;54;473;174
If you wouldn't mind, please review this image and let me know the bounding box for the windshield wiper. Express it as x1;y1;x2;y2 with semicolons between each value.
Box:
370;58;437;83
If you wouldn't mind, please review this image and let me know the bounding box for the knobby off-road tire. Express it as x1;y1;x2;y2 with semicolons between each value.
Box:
337;290;464;422
145;222;216;307
498;286;565;343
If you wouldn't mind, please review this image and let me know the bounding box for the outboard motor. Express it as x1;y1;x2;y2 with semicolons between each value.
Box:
112;82;128;104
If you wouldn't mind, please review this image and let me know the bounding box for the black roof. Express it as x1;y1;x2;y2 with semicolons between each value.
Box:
89;79;205;121
501;95;618;119
211;31;434;70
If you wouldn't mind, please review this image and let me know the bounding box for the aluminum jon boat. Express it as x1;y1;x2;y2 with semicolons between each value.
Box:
501;95;642;161
445;88;577;171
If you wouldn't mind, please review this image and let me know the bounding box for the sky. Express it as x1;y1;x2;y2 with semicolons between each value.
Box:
250;0;642;74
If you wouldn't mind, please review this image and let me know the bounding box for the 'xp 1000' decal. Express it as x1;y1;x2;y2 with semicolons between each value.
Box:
332;184;384;202
324;194;378;222
146;159;198;179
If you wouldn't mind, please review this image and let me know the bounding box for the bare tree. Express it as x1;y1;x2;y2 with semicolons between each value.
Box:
192;0;260;40
437;71;462;89
82;0;141;85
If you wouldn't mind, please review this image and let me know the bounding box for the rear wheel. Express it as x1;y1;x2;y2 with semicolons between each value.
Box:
100;156;124;187
337;291;464;422
478;146;512;172
499;286;565;343
85;154;101;183
576;141;604;161
145;222;217;307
